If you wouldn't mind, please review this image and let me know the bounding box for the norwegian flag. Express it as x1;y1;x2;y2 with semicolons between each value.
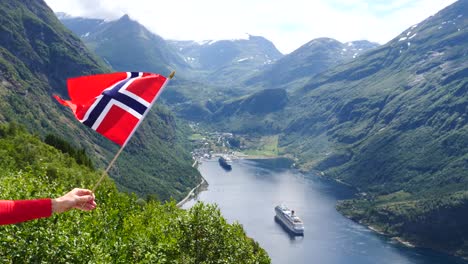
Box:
54;72;167;146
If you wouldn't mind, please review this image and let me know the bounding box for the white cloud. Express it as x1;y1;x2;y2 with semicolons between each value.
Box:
44;0;457;54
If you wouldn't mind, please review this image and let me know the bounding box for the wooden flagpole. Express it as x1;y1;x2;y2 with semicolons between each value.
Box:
90;71;176;193
91;145;125;193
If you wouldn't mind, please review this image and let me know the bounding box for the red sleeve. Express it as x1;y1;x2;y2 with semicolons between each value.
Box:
0;199;52;225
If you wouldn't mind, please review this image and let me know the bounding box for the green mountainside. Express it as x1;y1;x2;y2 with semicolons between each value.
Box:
277;0;467;257
0;123;270;263
211;88;288;133
0;0;200;201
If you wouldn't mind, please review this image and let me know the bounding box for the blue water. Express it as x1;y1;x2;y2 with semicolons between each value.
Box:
183;159;468;264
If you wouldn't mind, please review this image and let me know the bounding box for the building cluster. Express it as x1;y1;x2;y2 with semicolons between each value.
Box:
190;129;236;161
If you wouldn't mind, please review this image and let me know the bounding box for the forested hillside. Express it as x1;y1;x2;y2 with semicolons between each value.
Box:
0;0;200;200
0;123;270;263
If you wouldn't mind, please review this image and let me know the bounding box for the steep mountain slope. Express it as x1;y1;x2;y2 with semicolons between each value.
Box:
168;34;283;86
60;14;189;75
0;0;108;136
278;0;467;257
211;88;288;133
245;38;379;90
0;0;200;201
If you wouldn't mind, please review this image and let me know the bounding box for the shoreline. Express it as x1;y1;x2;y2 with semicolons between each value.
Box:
177;159;208;208
346;213;419;250
177;174;207;208
393;237;416;248
366;224;415;248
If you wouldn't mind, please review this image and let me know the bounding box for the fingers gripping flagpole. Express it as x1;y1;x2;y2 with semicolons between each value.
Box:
90;71;176;193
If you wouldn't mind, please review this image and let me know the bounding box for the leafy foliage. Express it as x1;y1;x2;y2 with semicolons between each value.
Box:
0;123;270;263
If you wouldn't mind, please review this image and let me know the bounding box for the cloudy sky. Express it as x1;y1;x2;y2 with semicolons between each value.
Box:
44;0;457;54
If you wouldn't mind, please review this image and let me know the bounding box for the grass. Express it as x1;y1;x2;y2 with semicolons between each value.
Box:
189;133;204;141
243;135;279;157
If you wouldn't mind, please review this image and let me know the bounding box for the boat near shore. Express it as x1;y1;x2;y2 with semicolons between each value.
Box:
218;155;232;170
275;204;304;235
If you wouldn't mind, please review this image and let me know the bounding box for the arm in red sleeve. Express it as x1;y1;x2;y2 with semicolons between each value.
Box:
0;199;52;225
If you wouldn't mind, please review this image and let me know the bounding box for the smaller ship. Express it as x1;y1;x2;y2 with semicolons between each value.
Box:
218;155;232;170
275;205;304;235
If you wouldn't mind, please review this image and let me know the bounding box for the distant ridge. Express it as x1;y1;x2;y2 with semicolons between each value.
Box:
244;38;379;89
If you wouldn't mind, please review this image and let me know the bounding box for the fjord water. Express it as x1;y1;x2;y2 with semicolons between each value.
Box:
183;159;468;264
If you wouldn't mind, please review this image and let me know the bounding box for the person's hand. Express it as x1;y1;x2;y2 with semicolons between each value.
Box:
52;188;97;214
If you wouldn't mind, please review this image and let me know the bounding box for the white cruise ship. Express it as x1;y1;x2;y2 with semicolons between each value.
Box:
274;205;304;235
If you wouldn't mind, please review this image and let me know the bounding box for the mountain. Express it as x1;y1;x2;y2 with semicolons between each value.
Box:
59;15;286;122
0;0;200;201
211;88;288;133
200;38;378;131
59;14;189;75
203;38;378;132
59;14;283;89
276;0;467;257
244;38;379;90
56;11;107;37
168;34;283;86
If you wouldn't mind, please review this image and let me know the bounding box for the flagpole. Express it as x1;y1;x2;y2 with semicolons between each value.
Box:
91;145;125;193
90;71;176;193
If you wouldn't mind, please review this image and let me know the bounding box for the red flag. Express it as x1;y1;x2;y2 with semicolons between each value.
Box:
54;72;167;146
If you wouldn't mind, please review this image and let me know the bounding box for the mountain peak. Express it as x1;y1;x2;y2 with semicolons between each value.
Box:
55;12;72;19
119;14;131;21
302;38;342;49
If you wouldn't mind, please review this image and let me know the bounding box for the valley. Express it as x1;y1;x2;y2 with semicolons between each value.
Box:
0;0;465;262
57;2;467;258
